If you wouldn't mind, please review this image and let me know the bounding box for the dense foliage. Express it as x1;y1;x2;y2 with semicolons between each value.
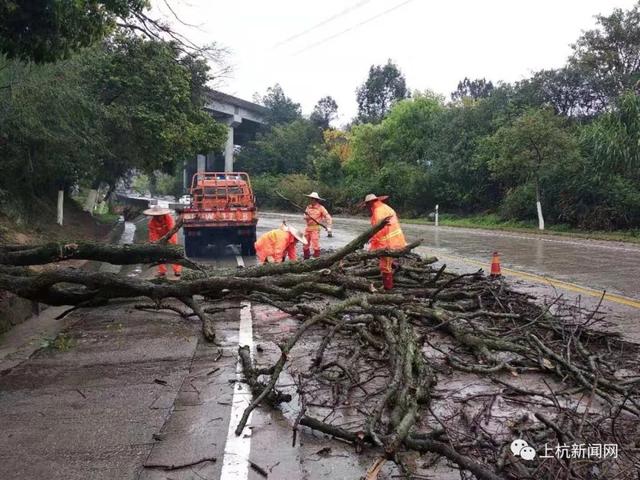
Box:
355;59;409;124
0;35;226;219
241;3;640;230
0;0;149;63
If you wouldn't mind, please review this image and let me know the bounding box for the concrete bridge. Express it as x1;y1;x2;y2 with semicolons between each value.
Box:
186;90;267;188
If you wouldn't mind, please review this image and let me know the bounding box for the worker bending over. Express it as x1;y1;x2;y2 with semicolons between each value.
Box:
255;225;308;264
364;194;406;290
303;191;333;259
144;205;182;278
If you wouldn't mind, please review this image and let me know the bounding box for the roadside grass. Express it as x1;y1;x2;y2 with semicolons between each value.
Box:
94;211;120;224
404;213;640;244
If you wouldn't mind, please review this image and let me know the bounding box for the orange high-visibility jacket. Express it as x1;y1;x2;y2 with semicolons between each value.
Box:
148;214;178;245
304;204;332;231
255;229;297;263
369;200;406;251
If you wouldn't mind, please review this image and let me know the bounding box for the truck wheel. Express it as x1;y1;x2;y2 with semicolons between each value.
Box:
184;237;199;258
241;240;255;256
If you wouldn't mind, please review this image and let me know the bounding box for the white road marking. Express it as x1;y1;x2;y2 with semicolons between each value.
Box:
235;255;245;268
220;300;253;480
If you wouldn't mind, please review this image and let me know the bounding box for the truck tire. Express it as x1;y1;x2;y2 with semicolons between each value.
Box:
241;240;255;256
241;227;257;256
184;237;200;258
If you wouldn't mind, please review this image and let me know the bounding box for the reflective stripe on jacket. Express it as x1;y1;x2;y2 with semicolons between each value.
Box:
304;204;332;231
148;214;178;245
369;200;406;251
255;229;297;263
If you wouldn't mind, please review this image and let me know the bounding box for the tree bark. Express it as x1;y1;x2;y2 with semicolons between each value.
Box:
0;242;186;266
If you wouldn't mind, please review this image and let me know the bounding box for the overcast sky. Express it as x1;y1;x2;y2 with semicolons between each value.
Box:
153;0;637;123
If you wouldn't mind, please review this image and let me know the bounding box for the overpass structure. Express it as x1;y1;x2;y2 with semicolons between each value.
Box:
186;90;267;188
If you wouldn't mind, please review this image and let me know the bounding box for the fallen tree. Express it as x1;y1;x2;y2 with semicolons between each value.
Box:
0;241;186;266
1;220;639;479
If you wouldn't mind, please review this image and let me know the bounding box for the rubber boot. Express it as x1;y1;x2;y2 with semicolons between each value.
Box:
313;250;321;258
382;272;394;291
303;250;310;260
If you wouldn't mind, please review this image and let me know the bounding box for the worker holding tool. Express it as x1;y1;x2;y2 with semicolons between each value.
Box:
364;194;406;290
144;205;182;278
255;224;308;264
303;191;333;259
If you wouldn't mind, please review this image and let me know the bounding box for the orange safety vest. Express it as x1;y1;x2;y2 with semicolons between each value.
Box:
304;204;332;231
148;214;178;245
255;229;297;263
369;200;406;251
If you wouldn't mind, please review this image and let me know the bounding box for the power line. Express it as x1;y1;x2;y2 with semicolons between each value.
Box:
272;0;374;49
292;0;415;56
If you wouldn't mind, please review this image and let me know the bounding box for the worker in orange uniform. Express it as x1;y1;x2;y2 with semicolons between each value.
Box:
144;205;182;278
255;224;308;264
364;194;407;290
303;191;333;259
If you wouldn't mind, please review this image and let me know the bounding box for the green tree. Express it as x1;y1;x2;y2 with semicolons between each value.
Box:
479;108;581;229
345;94;442;212
256;84;302;126
356;59;408;124
429;98;501;211
513;68;600;116
0;54;105;216
451;77;494;102
0;35;226;219
310;96;338;129
310;146;343;185
88;35;227;188
574;91;640;228
569;2;640;108
236;119;321;175
0;0;148;63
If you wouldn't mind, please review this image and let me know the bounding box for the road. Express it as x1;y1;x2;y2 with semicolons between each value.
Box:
0;214;413;480
1;208;638;480
259;211;640;343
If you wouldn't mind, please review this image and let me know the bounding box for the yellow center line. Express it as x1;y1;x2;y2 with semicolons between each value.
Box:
431;251;640;310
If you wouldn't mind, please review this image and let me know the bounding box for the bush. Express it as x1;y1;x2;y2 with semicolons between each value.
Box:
154;172;183;199
132;174;150;196
499;183;537;221
252;174;331;210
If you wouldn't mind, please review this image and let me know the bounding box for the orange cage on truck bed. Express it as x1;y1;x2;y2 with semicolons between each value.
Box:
181;172;258;257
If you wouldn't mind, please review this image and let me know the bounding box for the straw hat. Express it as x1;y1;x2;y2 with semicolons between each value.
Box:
283;225;308;245
143;205;171;216
363;194;389;203
305;191;325;201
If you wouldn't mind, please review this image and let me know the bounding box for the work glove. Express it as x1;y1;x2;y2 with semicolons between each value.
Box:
327;228;333;238
265;256;275;263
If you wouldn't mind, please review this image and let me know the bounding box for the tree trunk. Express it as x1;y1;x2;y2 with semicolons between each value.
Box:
0;242;186;266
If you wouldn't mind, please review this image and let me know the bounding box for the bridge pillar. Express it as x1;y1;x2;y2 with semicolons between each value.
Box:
224;125;234;172
224;115;242;172
197;154;206;173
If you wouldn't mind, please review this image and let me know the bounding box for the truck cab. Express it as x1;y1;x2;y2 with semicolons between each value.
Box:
181;172;258;257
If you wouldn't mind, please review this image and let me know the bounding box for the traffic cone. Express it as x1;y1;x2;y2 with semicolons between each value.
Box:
490;251;501;278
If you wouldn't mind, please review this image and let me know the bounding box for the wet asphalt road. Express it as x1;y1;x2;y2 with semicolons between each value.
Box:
259;212;640;300
259;211;640;343
1;208;638;480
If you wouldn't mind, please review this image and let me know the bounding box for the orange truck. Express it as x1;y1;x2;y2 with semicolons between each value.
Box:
180;172;258;257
